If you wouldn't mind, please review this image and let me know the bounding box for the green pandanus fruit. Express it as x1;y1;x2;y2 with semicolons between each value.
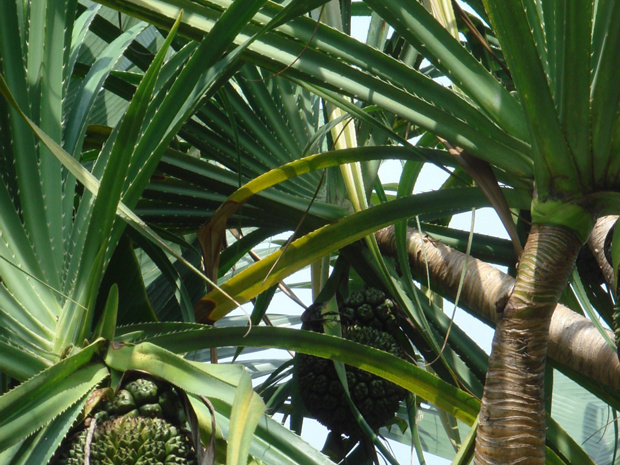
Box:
54;375;196;465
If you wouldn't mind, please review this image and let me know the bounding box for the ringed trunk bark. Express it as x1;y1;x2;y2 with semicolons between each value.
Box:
474;224;582;464
587;215;616;287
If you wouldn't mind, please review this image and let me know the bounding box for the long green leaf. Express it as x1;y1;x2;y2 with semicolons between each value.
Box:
393;163;443;362
109;315;618;463
591;0;620;187
190;394;335;465
554;1;593;188
105;341;247;406
119;325;480;425
525;0;548;77
0;178;60;329
0;290;56;356
226;370;266;465
76;15;180;284
363;0;528;141
452;415;477;464
482;0;576;199
64;3;102;237
196;187;530;321
0;393;89;465
93;284;119;341
58;12;184;350
208;145;455;225
117;324;598;462
68;4;102;90
0;340;107;451
547;417;597;465
63;22;148;156
32;1;79;283
0;339;50;381
570;269;616;349
0;1;59;291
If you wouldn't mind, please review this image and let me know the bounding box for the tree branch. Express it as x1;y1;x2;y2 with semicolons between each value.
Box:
375;225;620;392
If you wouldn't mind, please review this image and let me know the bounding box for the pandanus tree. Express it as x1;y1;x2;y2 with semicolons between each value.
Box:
2;0;620;464
462;3;617;462
147;0;618;462
86;0;620;463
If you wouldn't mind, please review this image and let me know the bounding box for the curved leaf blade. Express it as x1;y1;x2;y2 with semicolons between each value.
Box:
196;187;530;321
128;325;480;425
0;394;90;465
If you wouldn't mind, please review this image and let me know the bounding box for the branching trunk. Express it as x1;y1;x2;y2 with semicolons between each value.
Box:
474;225;582;463
375;225;620;393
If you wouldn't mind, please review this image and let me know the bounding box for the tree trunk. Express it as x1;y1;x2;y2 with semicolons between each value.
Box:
375;225;620;393
472;225;583;463
378;223;602;462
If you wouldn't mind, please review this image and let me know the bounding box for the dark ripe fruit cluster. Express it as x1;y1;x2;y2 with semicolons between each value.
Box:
297;288;407;437
339;288;400;335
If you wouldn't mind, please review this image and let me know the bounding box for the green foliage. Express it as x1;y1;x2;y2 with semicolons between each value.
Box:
1;0;619;464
